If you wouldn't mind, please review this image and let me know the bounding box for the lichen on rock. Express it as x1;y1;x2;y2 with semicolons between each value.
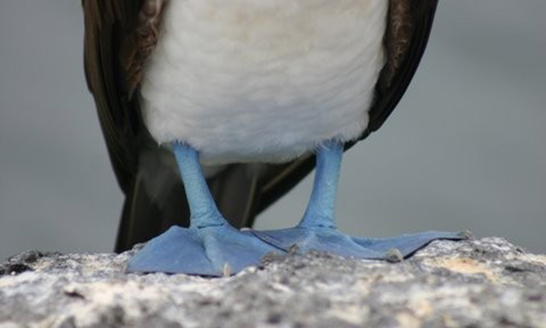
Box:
0;238;545;327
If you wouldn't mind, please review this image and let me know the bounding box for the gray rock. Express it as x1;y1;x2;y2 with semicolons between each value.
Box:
0;238;545;328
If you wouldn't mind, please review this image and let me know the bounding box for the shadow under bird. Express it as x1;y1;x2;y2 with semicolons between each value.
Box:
82;0;466;276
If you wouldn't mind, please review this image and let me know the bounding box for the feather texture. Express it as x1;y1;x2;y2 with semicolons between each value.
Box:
141;0;388;165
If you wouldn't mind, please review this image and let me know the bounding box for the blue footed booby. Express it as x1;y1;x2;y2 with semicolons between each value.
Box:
83;0;467;276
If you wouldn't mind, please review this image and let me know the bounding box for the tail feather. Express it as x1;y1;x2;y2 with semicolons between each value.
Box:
115;171;190;252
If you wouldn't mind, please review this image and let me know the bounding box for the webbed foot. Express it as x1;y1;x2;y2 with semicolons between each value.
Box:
127;224;281;276
252;227;470;261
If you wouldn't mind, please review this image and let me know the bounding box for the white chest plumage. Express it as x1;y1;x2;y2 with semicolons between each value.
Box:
141;0;388;165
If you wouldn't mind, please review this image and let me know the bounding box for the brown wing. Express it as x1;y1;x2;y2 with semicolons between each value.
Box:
250;0;440;216
85;0;165;251
83;0;144;192
368;0;440;134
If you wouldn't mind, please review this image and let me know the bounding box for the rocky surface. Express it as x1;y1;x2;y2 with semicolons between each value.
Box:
0;237;545;328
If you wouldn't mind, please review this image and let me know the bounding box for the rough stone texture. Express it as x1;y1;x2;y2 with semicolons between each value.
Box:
0;238;545;328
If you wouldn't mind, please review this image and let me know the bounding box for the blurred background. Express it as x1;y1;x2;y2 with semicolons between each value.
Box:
1;1;544;260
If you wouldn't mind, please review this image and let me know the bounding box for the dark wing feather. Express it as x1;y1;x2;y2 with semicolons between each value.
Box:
83;0;143;192
368;0;439;134
250;0;440;217
84;0;167;251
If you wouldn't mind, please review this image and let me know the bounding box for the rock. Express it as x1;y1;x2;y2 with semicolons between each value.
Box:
0;237;545;328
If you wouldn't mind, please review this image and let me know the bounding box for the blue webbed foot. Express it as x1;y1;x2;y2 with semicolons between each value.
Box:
252;228;469;261
248;141;469;262
127;224;282;276
351;230;471;260
125;143;283;276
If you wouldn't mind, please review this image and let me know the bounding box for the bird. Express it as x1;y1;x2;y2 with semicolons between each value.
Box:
83;0;466;276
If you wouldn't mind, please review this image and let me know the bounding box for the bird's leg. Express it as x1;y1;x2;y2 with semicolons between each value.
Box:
126;143;280;276
172;143;226;228
252;140;469;260
298;140;342;229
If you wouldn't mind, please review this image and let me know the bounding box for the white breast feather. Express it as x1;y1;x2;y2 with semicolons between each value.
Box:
141;0;388;165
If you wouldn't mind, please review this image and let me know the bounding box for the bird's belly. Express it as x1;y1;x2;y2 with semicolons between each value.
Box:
141;0;388;165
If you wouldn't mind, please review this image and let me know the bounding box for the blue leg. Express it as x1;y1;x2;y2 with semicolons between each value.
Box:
126;143;281;276
252;140;468;260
